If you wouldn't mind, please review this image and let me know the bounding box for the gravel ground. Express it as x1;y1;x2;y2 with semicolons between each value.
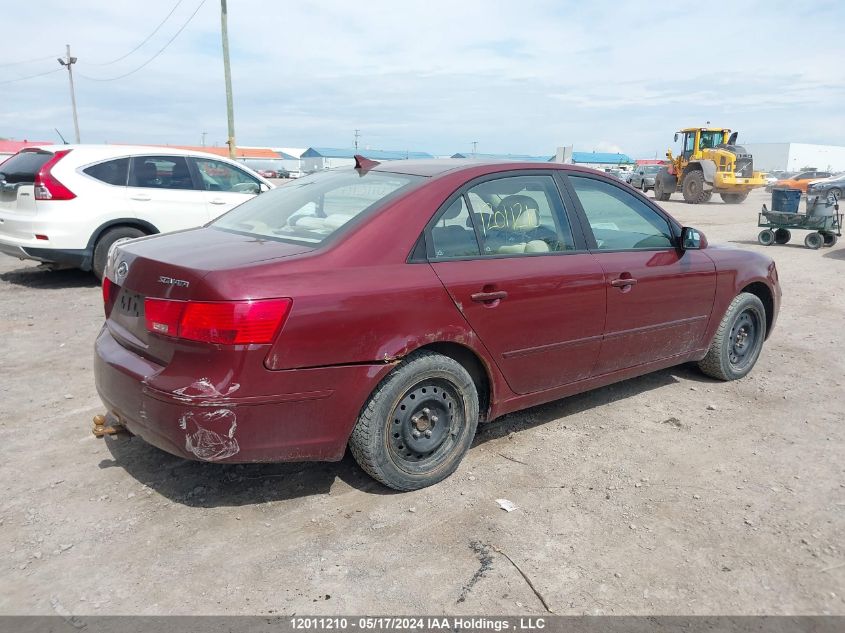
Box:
0;188;843;615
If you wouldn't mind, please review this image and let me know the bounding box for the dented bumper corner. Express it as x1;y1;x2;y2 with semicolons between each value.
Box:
93;326;392;463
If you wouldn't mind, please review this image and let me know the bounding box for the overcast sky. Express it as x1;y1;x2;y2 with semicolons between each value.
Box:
2;0;844;158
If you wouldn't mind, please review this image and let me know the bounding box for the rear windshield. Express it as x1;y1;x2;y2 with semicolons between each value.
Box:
212;169;423;244
0;150;52;184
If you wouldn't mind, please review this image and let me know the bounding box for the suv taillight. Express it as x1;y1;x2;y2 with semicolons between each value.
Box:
34;150;76;200
144;298;292;345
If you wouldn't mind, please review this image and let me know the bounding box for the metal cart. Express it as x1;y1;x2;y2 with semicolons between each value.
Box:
757;192;842;249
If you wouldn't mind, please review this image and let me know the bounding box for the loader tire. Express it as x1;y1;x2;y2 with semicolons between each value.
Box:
682;170;709;204
721;192;749;204
654;179;671;201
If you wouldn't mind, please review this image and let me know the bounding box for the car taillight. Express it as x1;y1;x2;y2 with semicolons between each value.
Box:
144;298;292;345
34;150;75;200
102;277;119;317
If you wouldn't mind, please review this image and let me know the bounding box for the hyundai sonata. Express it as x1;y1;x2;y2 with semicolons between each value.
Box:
95;156;780;490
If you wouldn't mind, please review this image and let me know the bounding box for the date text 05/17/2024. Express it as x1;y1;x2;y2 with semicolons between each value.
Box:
289;618;547;631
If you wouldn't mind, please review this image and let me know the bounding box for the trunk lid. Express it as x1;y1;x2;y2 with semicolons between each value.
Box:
105;227;312;364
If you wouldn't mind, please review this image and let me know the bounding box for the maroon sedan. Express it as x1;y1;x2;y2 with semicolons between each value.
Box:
95;157;780;490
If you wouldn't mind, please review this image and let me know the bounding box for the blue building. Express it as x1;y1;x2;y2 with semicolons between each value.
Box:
571;152;635;168
450;152;553;162
301;147;435;172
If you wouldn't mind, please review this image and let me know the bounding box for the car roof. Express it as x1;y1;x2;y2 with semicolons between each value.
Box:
370;158;588;178
24;144;246;162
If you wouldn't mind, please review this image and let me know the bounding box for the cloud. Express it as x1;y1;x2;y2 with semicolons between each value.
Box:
2;0;844;158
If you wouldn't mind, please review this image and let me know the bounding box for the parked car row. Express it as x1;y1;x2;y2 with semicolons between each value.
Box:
0;145;273;278
807;173;845;200
255;168;291;179
770;170;834;193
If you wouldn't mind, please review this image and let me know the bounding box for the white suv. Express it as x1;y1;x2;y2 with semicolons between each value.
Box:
0;145;273;278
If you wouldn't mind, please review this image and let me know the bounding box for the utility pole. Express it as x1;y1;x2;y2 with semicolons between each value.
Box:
354;129;360;152
220;0;236;159
471;141;478;157
57;45;80;143
201;131;207;147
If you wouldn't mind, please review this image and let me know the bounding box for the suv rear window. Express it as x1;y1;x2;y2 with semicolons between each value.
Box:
83;158;129;186
212;170;422;244
0;150;52;184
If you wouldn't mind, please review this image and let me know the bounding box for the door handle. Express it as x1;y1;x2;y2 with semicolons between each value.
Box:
209;198;228;205
130;194;151;201
471;290;508;303
610;277;637;287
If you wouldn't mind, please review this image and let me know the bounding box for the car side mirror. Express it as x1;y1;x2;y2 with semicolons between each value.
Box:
681;226;703;250
259;183;270;193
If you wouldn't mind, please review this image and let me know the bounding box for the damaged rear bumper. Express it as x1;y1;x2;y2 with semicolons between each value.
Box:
93;326;393;463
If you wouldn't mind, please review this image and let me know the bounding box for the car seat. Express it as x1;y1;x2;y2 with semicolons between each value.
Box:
431;198;478;257
482;194;558;253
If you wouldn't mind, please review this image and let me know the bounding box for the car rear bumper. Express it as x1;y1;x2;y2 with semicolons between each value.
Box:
0;236;91;268
93;326;393;463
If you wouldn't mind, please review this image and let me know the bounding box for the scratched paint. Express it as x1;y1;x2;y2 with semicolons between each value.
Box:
179;409;239;461
173;377;240;400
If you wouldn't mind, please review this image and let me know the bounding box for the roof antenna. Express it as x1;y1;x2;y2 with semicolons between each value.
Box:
354;154;380;171
55;128;68;145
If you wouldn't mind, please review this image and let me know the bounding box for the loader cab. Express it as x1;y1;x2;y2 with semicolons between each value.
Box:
682;131;698;160
677;128;730;160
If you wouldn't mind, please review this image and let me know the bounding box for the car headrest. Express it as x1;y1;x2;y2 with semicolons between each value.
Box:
494;195;540;230
442;198;465;220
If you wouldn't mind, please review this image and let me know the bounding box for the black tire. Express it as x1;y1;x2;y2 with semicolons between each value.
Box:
682;170;709;204
774;228;791;244
829;187;842;200
349;351;479;491
757;229;775;246
653;179;671;201
821;232;838;247
92;227;145;280
804;232;823;250
701;190;713;203
720;192;749;204
698;292;766;381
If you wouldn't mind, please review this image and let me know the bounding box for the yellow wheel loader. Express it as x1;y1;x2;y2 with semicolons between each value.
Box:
654;127;767;204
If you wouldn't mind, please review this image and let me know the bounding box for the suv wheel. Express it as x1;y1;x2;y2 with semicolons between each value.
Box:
92;227;145;280
349;351;479;491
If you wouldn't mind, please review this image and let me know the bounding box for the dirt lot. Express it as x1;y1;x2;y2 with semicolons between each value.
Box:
0;188;843;615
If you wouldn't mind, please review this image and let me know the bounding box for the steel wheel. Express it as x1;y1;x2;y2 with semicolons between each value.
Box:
698;292;767;381
349;351;479;490
387;380;462;471
727;309;760;372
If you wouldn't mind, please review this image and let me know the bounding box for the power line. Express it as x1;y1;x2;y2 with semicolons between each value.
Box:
78;0;207;82
0;54;61;68
0;67;63;86
88;0;185;66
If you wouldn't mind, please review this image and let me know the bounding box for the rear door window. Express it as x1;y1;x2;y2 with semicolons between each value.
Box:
465;175;576;256
83;158;129;186
429;197;480;259
0;150;52;183
129;156;197;190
